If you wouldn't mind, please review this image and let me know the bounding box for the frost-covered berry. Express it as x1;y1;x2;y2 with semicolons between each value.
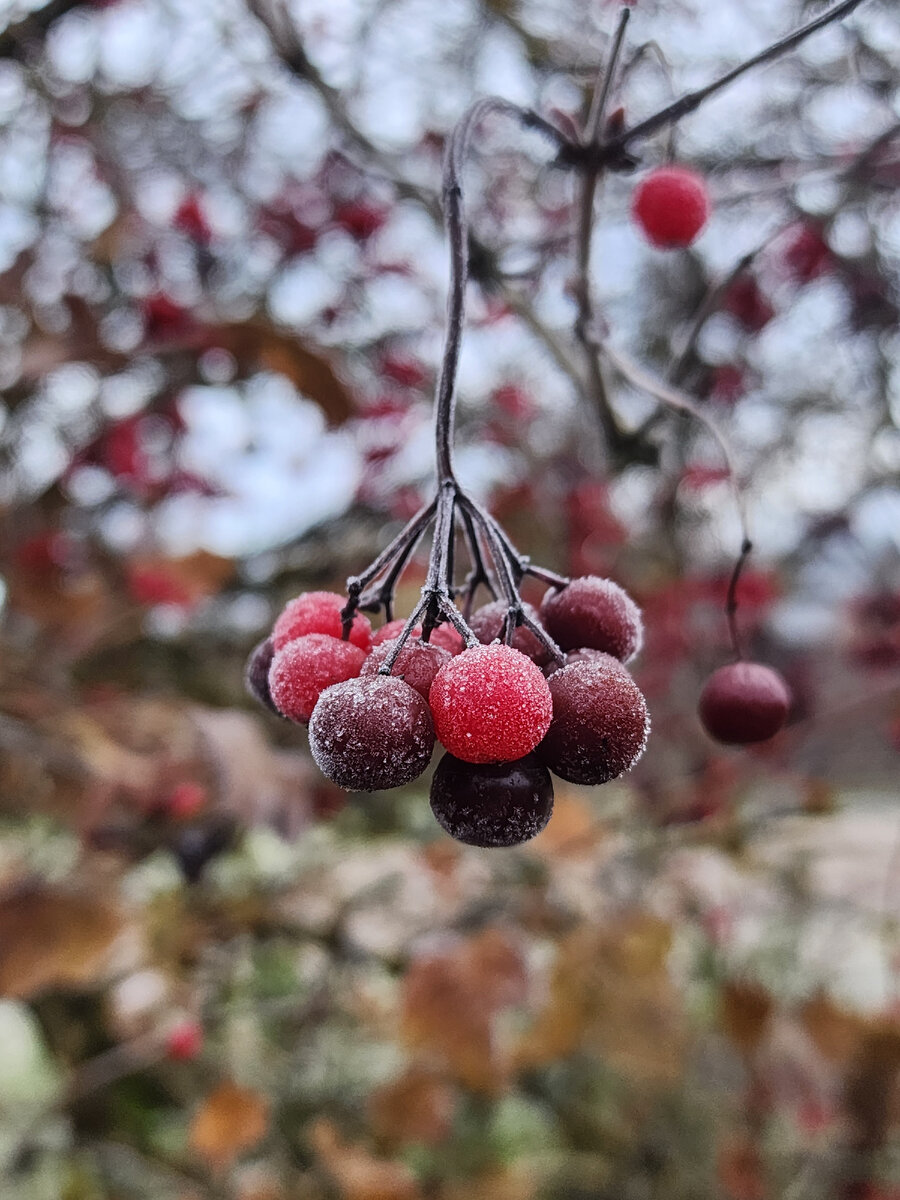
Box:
372;619;417;646
429;644;552;764
698;661;790;744
268;634;366;724
430;753;553;847
632;166;710;249
425;623;466;655
272;591;372;652
244;636;280;714
309;675;435;791
537;658;650;785
540;576;642;662
468;600;551;666
361;637;451;699
544;647;630;677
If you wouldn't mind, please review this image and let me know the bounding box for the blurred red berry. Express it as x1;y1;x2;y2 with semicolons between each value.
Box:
167;782;208;820
632;166;711;248
166;1021;203;1061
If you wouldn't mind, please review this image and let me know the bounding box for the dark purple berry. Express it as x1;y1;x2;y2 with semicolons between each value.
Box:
468;600;551;666
429;753;553;847
537;658;650;785
244;637;280;715
309;675;435;791
540;576;643;662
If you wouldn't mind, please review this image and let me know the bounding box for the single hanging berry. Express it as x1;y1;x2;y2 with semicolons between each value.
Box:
540;576;642;662
698;661;791;744
429;643;553;764
537;657;650;785
309;675;435;791
632;166;711;249
430;753;554;847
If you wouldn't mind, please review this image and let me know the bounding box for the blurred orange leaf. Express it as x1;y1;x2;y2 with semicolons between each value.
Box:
189;1081;270;1170
515;912;684;1083
368;1067;456;1148
310;1119;421;1200
0;885;125;999
401;929;527;1093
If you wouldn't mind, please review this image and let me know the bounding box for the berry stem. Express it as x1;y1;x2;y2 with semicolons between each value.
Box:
560;0;869;172
725;537;754;662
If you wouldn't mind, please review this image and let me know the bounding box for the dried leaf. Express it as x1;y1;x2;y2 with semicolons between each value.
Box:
515;913;684;1083
189;1081;270;1170
401;930;527;1093
528;788;604;858
720;980;773;1057
0;885;125;999
310;1119;421;1200
368;1067;456;1148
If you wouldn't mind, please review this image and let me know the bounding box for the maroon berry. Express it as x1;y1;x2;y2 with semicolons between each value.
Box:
268;634;366;724
429;754;553;847
361;637;451;699
468;600;551;666
309;675;435;791
244;636;280;715
540;576;642;662
372;618;417;646
545;648;629;677
632;166;710;249
429;644;553;764
537;659;650;785
272;591;372;653
698;662;791;745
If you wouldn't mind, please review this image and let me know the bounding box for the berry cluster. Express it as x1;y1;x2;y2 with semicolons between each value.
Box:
246;576;651;847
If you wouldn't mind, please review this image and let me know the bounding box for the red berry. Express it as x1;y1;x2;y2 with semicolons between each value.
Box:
468;600;551;667
545;647;629;677
268;634;366;724
167;782;207;820
698;662;791;745
430;753;553;847
426;624;466;655
244;636;280;715
632;166;710;249
166;1020;203;1061
272;591;372;653
429;644;553;764
361;637;451;699
537;659;650;785
372;619;420;646
309;676;435;791
540;576;642;662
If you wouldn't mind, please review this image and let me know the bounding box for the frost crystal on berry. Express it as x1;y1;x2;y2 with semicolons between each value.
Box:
361;637;451;699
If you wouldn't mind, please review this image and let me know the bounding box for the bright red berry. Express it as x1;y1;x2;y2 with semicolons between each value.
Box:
309;675;435;791
540;576;643;662
361;637;451;699
272;591;372;653
430;753;553;847
429;644;553;764
268;634;366;724
537;658;650;785
166;782;208;820
468;600;551;667
166;1020;203;1061
698;662;791;744
632;166;711;249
